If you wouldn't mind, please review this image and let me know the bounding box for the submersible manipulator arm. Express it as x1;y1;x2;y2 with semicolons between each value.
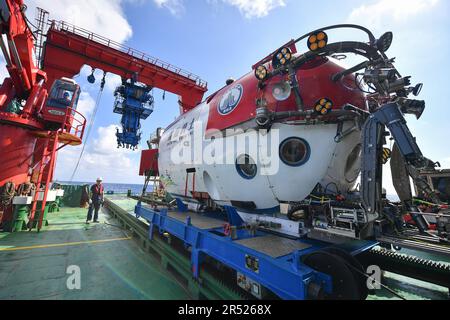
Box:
250;24;444;241
360;101;439;233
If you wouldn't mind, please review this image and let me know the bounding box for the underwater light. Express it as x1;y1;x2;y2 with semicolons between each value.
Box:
255;65;268;81
308;31;328;51
272;47;292;68
314;98;333;115
376;32;393;53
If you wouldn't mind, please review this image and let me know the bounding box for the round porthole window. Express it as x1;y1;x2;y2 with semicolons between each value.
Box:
279;137;310;167
235;154;257;179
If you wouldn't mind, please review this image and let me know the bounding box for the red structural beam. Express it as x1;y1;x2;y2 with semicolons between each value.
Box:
42;21;208;111
0;0;47;99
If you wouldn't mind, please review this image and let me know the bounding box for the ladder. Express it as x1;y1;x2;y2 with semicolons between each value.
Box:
34;7;49;68
28;131;59;231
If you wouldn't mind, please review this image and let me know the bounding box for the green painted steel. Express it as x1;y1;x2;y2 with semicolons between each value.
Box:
31;202;51;229
58;184;89;208
12;205;28;232
49;197;61;213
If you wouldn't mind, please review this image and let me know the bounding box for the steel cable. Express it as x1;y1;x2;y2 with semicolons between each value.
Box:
69;76;106;182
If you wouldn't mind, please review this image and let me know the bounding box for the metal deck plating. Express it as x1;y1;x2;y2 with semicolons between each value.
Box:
235;236;312;259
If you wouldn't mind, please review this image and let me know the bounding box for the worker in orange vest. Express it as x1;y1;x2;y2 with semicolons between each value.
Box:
86;177;104;224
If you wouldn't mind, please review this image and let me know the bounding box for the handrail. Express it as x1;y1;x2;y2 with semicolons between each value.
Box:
61;107;87;141
48;20;208;88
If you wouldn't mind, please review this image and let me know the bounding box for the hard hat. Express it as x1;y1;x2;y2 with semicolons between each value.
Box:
96;177;103;182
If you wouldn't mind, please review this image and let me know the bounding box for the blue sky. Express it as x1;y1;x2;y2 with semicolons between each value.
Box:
7;0;449;191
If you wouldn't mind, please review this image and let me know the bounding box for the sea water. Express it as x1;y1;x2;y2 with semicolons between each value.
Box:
56;181;152;195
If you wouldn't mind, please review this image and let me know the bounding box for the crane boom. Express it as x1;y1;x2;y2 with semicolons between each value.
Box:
0;0;208;229
42;20;208;112
0;0;47;109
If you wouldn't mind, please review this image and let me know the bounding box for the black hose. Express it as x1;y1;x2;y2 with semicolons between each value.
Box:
331;61;371;82
294;24;377;45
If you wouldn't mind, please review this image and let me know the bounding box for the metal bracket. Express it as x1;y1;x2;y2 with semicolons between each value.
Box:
176;198;188;212
224;205;244;227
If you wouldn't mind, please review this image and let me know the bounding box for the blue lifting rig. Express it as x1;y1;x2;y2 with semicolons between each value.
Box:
113;78;154;149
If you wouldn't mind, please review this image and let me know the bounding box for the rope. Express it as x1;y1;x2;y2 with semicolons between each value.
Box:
0;182;15;208
69;74;106;182
17;182;35;196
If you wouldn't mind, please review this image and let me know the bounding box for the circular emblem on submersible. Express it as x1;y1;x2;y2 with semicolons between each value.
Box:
217;84;243;115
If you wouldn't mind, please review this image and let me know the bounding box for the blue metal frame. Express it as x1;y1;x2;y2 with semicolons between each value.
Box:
135;202;377;300
113;80;154;148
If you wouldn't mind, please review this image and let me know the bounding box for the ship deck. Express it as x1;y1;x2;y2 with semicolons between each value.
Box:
0;197;189;300
0;195;449;300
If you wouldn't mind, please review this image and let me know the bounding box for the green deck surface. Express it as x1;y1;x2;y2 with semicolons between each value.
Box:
0;195;448;300
0;198;190;300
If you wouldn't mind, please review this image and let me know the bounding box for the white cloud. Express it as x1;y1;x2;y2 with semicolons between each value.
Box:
55;125;142;183
348;0;440;29
153;0;185;16
90;124;139;156
27;0;132;43
79;125;141;182
220;0;285;18
154;0;285;18
104;74;123;93
75;92;96;118
1;1;133;86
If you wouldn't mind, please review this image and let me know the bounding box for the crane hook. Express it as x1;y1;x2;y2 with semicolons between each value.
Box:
100;71;107;90
87;68;96;84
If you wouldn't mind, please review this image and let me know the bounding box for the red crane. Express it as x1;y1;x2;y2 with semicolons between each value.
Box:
0;0;207;231
42;20;207;112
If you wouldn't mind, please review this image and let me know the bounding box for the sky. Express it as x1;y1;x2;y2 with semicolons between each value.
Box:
1;0;449;193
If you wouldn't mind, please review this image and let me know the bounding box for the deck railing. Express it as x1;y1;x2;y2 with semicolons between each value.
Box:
62;107;87;141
